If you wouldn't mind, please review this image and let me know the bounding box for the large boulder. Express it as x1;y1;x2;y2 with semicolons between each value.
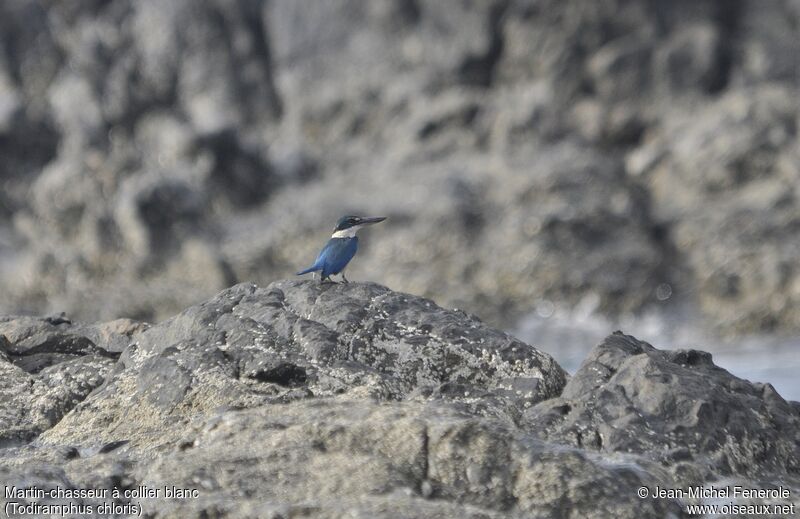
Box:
41;281;567;451
527;332;800;484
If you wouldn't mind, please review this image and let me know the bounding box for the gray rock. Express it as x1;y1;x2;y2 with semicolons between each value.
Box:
630;85;797;221
652;23;723;95
0;0;280;322
221;141;674;328
526;331;800;482
1;0;800;333
1;401;684;518
1;283;797;517
0;316;129;446
628;85;800;331
588;35;653;101
732;0;800;85
42;281;566;452
132;400;682;519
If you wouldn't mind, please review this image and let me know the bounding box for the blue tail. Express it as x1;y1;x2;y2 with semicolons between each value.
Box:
296;265;321;276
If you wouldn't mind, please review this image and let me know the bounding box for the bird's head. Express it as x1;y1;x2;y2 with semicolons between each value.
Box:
332;215;386;237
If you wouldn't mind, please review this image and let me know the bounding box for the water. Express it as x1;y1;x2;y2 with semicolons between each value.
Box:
514;299;800;402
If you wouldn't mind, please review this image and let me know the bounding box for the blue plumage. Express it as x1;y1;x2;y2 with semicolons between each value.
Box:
296;237;358;278
296;215;386;283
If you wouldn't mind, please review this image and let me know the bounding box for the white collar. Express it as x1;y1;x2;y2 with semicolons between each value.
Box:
331;225;361;238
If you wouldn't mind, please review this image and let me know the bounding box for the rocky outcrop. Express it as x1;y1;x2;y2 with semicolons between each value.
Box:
0;0;283;322
0;0;799;333
1;283;797;517
628;85;800;332
527;332;800;483
39;281;566;451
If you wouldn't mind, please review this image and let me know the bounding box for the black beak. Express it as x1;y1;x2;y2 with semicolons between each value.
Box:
361;216;387;225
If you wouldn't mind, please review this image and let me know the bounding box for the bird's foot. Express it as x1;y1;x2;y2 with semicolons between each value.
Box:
341;273;349;284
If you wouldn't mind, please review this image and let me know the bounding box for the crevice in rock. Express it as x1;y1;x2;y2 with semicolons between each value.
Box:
619;166;687;314
457;0;509;87
248;362;307;387
594;429;604;450
98;439;129;453
419;423;431;497
707;0;743;94
235;0;283;119
556;403;572;415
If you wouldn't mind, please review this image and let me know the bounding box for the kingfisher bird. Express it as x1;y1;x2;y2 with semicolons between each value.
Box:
296;215;386;283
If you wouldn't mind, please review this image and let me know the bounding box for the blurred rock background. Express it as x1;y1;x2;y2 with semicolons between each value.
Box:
0;0;798;340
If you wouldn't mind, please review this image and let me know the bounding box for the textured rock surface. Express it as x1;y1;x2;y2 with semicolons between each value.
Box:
629;85;800;332
527;332;800;484
0;316;139;446
40;281;567;451
0;0;280;321
1;284;798;517
131;400;682;519
0;0;798;333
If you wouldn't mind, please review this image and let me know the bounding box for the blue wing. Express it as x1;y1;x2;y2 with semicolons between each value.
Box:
317;237;358;277
297;237;358;277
